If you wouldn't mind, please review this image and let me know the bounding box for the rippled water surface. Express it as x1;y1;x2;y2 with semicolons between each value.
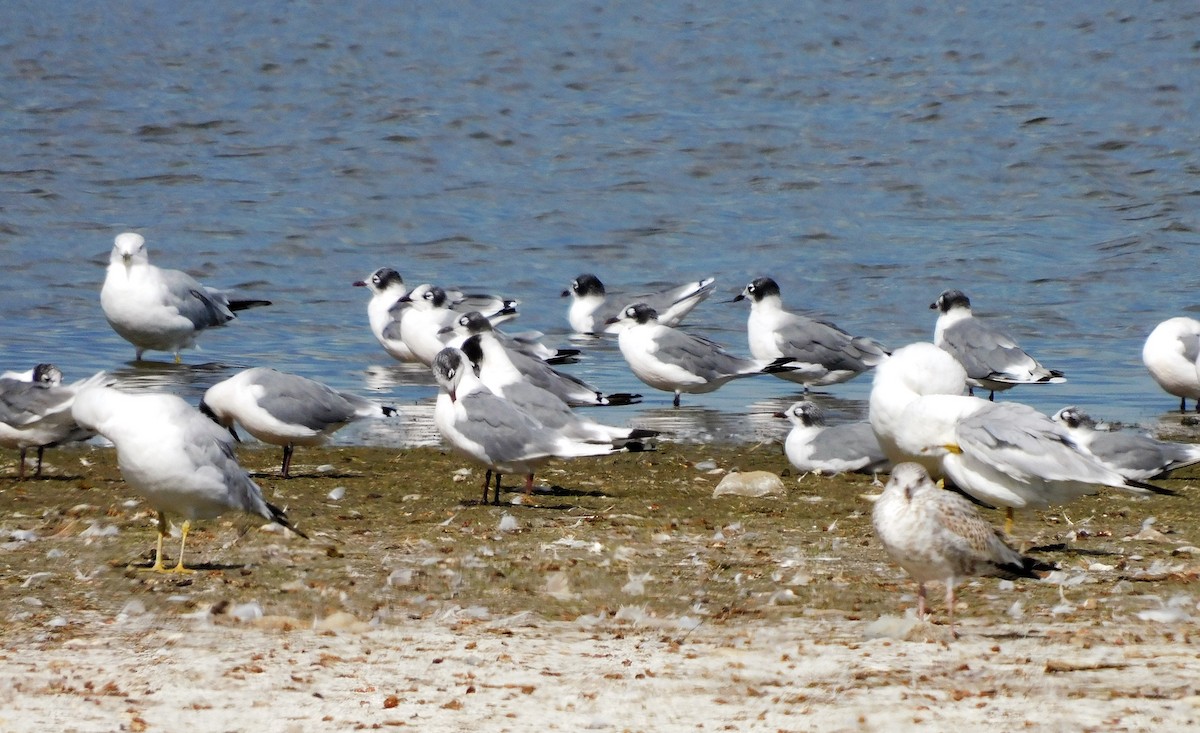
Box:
3;2;1199;447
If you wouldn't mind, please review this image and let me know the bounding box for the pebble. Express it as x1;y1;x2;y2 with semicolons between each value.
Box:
711;471;785;498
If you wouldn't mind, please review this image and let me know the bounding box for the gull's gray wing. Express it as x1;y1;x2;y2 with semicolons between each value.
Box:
940;318;1037;380
955;402;1117;485
179;413;274;520
0;379;74;427
808;421;888;468
155;266;236;329
250;372;358;431
773;315;886;371
1086;430;1200;478
456;391;554;461
496;380;576;433
652;327;757;379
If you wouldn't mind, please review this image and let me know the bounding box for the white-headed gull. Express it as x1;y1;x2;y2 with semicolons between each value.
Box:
100;232;271;362
71;385;306;572
200;367;397;478
872;462;1053;638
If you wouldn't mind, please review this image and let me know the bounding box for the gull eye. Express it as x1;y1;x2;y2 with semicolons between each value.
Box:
424;290;434;301
459;315;469;327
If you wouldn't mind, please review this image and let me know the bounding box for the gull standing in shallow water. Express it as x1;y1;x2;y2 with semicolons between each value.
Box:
869;342;1170;533
395;283;518;366
1052;406;1200;481
1142;317;1200;413
606;303;797;407
775;401;889;476
734;277;889;390
71;386;307;573
444;312;641;406
100;232;271;362
353;267;417;362
353;267;520;364
431;347;619;504
872;462;1054;638
200;367;398;478
931;289;1064;400
562;273;717;335
0;370;106;479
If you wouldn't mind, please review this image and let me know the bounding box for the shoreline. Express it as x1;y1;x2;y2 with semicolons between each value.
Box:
2;443;1199;730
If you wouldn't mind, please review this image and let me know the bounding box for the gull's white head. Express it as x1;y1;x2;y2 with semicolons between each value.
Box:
111;232;148;269
869;342;970;467
872;342;967;400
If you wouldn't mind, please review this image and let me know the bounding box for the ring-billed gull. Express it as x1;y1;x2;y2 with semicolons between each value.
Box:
605;303;797;407
444;312;641;406
0;370;106;479
1142;317;1200;413
734;277;889;389
71;385;307;572
872;462;1053;638
931;289;1064;400
200;367;398;478
458;333;657;448
775;400;889;476
869;342;1169;532
432;347;619;504
1052;406;1200;481
562;273;716;335
100;232;271;363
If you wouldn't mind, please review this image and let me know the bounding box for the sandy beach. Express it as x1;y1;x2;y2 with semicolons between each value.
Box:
2;443;1200;732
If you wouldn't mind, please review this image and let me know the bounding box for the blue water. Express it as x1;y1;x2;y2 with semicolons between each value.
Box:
3;1;1199;447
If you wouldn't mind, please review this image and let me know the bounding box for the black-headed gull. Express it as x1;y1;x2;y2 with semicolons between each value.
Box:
444;311;641;406
395;283;518;366
1052;406;1200;481
775;400;889;476
0;370;106;479
606;303;796;407
459;333;657;448
353;267;518;364
563;273;716;335
735;277;889;389
931;289;1064;400
431;347;618;504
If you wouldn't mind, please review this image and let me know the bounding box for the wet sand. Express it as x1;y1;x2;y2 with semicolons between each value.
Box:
2;442;1199;731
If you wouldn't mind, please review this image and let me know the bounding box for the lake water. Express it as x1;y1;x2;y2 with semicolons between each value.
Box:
3;1;1199;448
